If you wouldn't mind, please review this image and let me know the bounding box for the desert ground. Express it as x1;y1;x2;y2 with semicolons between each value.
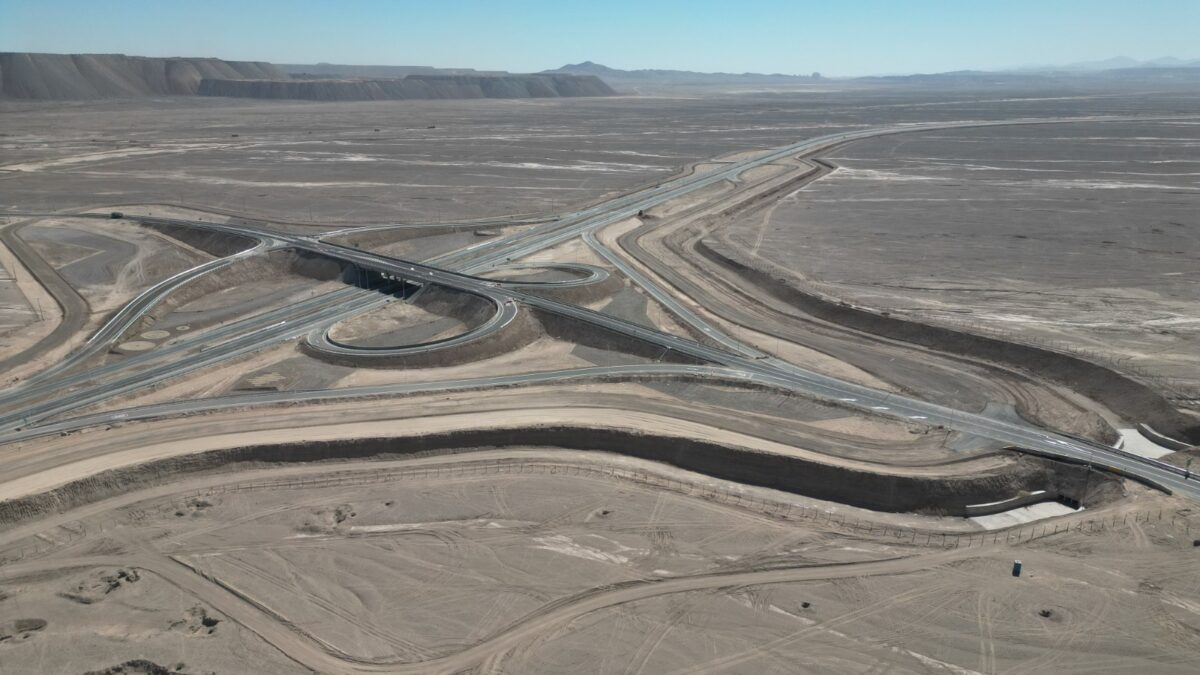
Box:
725;120;1200;399
1;84;1199;673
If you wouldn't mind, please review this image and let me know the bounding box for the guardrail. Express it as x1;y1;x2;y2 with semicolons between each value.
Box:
1006;446;1176;494
1031;427;1191;481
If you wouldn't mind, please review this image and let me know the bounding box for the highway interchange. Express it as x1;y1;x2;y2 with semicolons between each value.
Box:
2;114;1198;503
3;108;1200;674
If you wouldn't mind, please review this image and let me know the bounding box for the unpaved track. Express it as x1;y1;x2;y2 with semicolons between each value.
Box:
0;403;1003;504
0;218;87;375
0;548;976;673
619;152;1111;440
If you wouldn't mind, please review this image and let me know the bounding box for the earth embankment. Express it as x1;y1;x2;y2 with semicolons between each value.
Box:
0;426;1118;528
696;237;1200;444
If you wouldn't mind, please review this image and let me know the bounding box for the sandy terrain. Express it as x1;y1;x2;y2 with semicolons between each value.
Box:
328;300;465;346
594;193;900;391
618;151;1125;440
21;216;209;313
497;526;1200;674
3;88;1192;227
725;121;1200;404
1;394;976;503
0;227;61;367
0;447;1194;673
0;564;300;674
3;86;1199;674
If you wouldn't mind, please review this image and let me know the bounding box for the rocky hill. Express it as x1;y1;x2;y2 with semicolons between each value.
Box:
278;63;506;78
0;52;284;99
197;74;615;101
0;53;616;101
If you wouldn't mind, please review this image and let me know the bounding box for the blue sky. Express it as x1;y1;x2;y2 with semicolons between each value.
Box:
2;0;1197;76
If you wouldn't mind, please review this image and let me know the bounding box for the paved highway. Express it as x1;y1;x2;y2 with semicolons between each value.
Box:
304;288;520;360
0;363;725;445
3;239;274;392
582;225;763;357
81;210;1200;502
429;115;1200;275
3;114;1196;504
485;262;611;288
0;284;394;429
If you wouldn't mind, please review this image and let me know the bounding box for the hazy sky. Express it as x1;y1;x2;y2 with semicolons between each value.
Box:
2;0;1197;76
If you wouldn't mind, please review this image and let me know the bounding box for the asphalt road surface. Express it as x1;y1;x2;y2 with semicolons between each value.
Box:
2;114;1196;503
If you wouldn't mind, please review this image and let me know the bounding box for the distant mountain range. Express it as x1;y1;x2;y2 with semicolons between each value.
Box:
279;62;508;79
542;61;823;86
1014;56;1200;73
855;65;1200;88
545;59;1200;89
6;52;1200;100
0;52;283;99
0;53;615;101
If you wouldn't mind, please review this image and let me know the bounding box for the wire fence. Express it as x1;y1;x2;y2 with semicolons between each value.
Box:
2;458;1195;565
